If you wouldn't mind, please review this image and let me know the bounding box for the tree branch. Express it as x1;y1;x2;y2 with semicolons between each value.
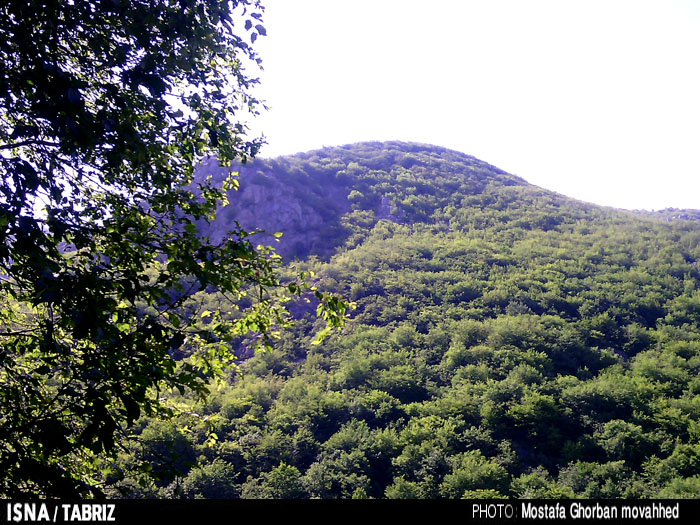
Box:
0;139;60;151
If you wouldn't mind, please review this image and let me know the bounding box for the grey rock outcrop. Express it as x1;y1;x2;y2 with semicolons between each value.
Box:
194;157;350;260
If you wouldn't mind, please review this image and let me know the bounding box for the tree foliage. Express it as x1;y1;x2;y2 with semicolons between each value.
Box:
0;0;346;497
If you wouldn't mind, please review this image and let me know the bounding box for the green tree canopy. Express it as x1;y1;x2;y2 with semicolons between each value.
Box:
0;0;345;497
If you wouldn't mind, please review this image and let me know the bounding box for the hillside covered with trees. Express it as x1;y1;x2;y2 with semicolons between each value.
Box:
102;141;700;499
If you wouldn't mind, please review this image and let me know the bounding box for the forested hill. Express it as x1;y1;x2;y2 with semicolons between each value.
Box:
110;141;700;499
197;140;563;259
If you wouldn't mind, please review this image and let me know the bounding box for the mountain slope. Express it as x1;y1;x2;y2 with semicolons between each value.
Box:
111;141;700;499
196;141;536;259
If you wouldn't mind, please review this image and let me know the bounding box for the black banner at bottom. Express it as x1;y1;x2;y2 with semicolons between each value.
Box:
1;499;697;523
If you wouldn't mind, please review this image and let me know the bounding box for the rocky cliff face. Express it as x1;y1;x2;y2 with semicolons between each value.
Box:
194;157;351;260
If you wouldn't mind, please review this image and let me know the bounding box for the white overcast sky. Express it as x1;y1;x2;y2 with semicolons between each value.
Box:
247;0;700;211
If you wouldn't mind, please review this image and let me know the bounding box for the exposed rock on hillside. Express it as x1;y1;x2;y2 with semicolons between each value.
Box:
195;156;351;260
